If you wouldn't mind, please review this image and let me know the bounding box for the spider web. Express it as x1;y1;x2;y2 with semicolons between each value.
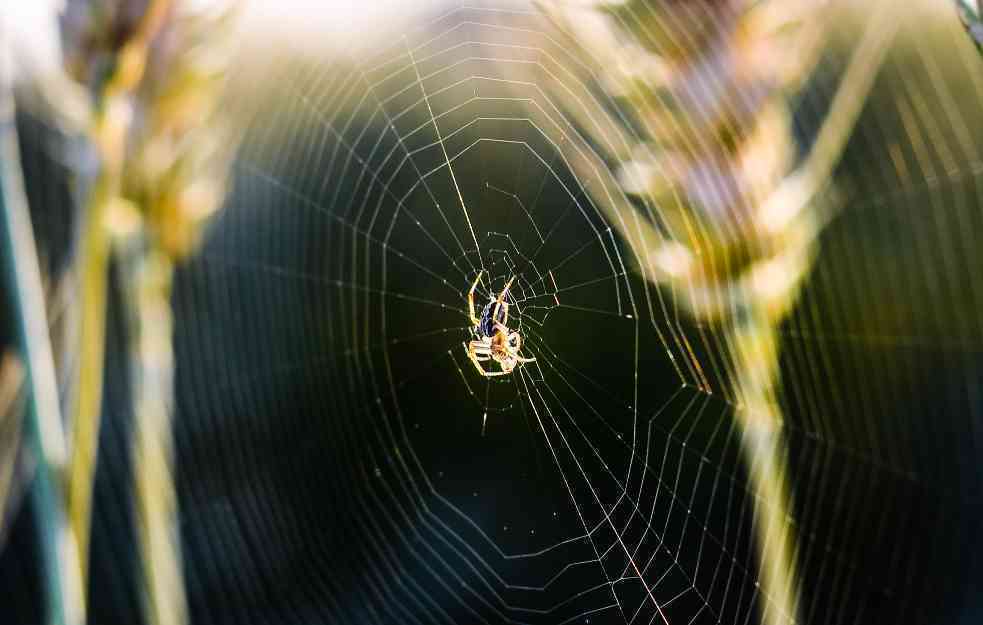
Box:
163;2;983;625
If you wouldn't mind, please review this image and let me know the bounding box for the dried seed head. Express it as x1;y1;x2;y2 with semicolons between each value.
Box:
539;0;829;315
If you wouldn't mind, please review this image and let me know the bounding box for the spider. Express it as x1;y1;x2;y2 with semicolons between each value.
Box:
465;271;535;377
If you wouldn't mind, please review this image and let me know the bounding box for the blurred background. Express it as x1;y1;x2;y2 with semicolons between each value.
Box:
1;1;982;625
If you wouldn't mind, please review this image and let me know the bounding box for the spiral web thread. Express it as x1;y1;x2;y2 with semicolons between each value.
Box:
170;2;983;625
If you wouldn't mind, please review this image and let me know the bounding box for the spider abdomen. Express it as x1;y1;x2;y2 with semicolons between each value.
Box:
479;301;506;337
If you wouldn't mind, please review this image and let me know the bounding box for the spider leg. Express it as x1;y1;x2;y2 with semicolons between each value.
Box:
467;340;491;360
470;350;508;377
500;275;516;300
471;348;491;361
504;331;536;363
468;271;483;326
493;276;515;325
466;339;508;377
470;354;492;376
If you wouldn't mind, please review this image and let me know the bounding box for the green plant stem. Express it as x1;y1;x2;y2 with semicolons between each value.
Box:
0;64;82;625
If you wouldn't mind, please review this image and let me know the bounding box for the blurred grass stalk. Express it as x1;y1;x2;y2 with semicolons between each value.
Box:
1;29;81;625
538;1;897;623
127;249;185;625
729;11;898;623
69;3;175;622
66;1;239;624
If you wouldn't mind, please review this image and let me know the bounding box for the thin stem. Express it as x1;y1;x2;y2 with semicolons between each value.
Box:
128;251;186;625
0;51;81;625
731;311;800;625
66;0;174;607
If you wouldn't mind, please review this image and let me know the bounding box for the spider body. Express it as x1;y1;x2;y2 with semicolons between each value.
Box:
465;272;535;377
478;300;505;338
